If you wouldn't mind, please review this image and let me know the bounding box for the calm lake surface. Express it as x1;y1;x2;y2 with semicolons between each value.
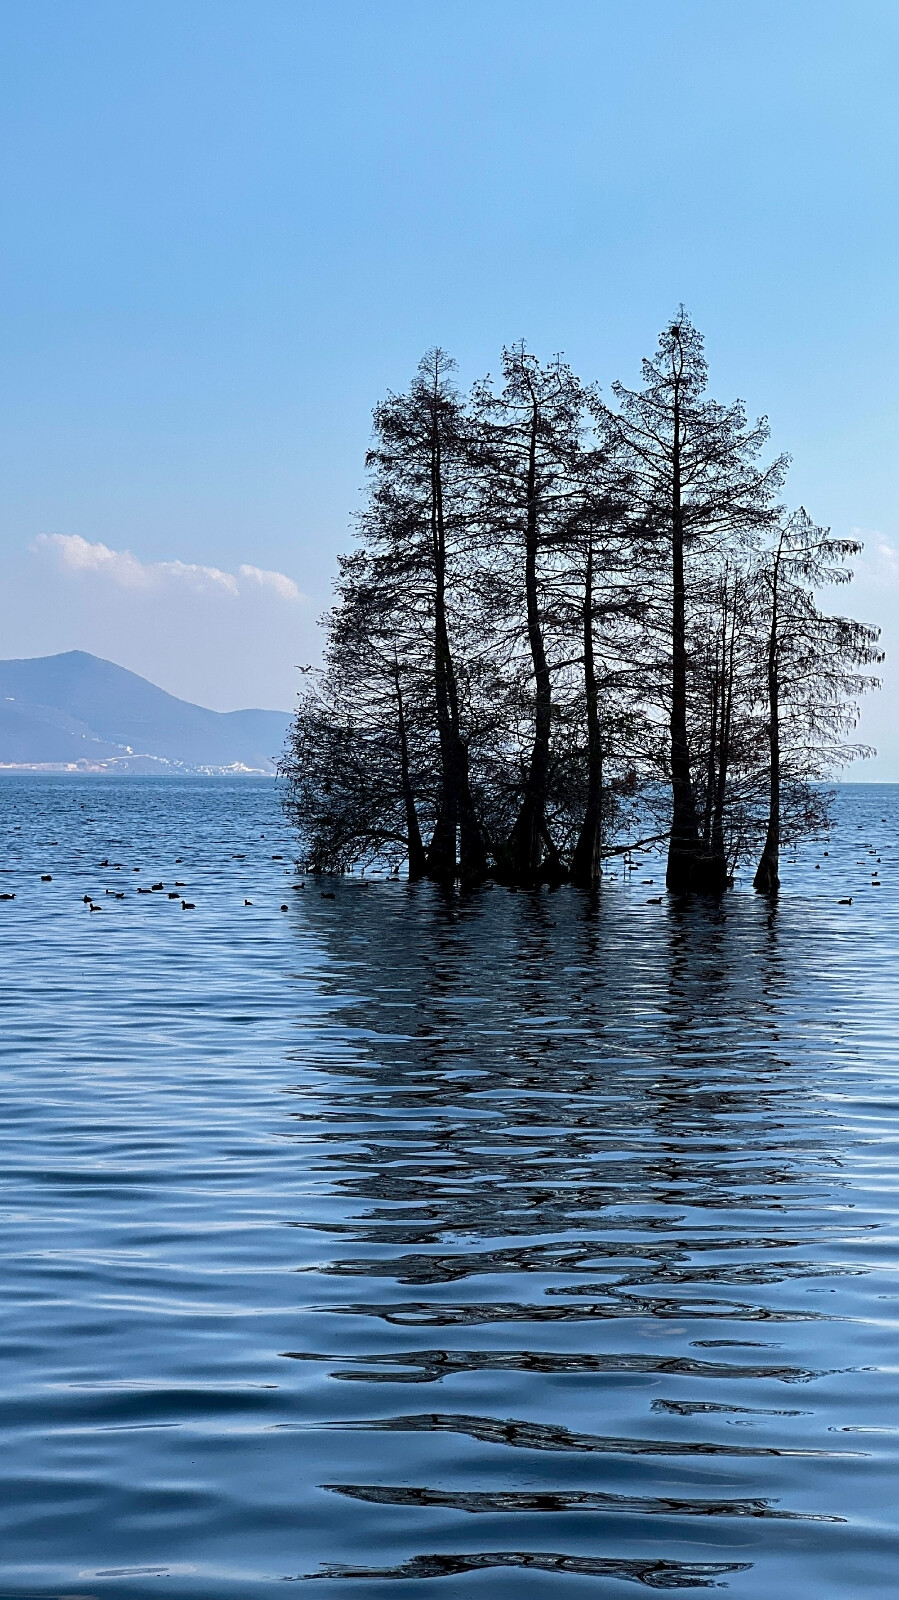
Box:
2;777;898;1598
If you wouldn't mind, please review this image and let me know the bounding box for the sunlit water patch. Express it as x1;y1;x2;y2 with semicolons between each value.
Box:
1;777;898;1598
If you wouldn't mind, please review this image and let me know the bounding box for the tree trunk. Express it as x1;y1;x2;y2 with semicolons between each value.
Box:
702;639;720;849
664;366;726;894
665;381;706;892
425;389;487;884
395;670;427;880
571;541;603;888
710;595;736;873
754;551;781;894
504;398;553;884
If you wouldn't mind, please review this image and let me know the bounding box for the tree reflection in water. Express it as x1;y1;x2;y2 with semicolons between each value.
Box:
283;880;879;1593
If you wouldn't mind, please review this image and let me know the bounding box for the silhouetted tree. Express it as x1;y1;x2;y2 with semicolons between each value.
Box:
282;323;880;895
364;350;487;883
751;510;882;892
471;346;594;884
613;312;786;893
283;549;430;874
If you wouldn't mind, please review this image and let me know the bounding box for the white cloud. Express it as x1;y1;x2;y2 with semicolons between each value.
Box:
237;563;302;601
33;533;302;602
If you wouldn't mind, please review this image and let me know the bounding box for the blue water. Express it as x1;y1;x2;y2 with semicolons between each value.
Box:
1;777;898;1597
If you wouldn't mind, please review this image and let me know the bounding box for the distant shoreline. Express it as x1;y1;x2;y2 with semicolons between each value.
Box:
0;764;277;777
1;768;890;788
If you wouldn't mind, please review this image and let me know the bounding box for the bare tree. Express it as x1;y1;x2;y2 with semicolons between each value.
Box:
282;548;431;875
614;311;786;893
365;350;487;882
282;329;881;894
471;346;593;884
751;510;882;892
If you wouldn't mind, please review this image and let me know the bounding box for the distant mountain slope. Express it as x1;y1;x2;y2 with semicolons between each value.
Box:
0;651;291;773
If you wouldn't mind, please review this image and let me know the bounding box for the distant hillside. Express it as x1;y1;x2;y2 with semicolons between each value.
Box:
0;651;291;773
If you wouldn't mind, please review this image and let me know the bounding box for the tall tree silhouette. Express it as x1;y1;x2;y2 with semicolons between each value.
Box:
472;346;590;885
614;312;786;893
366;351;487;883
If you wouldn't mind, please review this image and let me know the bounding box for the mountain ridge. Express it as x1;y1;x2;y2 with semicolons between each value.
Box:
0;651;291;773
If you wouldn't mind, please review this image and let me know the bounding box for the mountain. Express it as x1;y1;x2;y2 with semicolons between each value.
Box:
0;651;291;773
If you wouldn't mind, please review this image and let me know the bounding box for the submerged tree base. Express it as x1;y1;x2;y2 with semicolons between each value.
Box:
752;850;780;894
666;845;729;896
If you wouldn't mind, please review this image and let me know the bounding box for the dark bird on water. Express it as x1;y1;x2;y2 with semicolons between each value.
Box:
244;899;252;905
181;900;195;910
280;904;288;911
168;892;179;899
41;874;52;881
82;895;92;904
321;891;335;899
839;897;853;905
0;892;15;901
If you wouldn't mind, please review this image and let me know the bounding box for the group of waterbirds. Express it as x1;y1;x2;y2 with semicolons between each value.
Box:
2;811;303;914
67;843;303;914
62;855;197;911
3;856;256;913
6;818;890;910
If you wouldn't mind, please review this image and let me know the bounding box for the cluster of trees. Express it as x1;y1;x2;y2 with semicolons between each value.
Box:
282;312;881;893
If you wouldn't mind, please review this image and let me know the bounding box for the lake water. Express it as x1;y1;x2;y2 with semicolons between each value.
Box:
1;777;898;1598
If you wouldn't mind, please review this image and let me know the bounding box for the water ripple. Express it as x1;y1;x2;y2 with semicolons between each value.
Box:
2;777;899;1597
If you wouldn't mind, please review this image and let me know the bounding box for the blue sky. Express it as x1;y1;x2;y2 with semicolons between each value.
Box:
0;1;897;770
